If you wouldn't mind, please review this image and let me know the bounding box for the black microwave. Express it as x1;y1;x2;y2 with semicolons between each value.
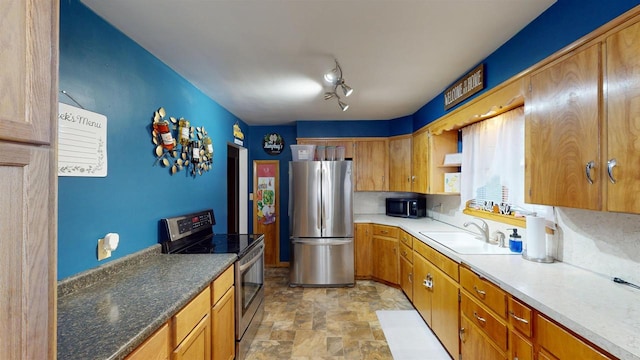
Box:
385;197;426;218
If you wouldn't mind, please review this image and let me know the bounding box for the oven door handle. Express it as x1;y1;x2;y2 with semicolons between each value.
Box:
238;245;264;272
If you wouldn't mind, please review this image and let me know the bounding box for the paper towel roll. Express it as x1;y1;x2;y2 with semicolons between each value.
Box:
526;216;546;259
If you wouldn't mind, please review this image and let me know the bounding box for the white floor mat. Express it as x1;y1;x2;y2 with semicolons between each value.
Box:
376;310;452;360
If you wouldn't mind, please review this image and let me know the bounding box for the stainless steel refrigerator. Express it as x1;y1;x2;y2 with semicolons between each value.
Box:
289;160;354;286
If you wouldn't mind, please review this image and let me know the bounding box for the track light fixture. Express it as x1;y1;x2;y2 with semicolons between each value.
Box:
323;59;353;111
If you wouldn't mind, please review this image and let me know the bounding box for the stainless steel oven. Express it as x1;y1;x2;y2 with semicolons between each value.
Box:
159;209;265;360
235;238;265;359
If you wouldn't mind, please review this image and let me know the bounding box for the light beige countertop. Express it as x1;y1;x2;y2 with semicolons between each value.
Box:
355;214;640;360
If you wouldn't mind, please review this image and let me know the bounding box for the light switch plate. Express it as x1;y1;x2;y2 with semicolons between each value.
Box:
97;238;111;261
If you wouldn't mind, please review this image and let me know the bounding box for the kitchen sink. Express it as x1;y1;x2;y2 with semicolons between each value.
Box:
418;231;517;255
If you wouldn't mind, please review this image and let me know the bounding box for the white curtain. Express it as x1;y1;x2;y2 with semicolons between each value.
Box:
461;107;525;210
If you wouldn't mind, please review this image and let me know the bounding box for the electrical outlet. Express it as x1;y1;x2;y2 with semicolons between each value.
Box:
97;238;111;261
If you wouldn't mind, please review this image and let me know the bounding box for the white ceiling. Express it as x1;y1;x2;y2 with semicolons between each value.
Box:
81;0;555;125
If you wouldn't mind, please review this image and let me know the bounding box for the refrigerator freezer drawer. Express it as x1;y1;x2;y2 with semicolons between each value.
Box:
290;238;355;287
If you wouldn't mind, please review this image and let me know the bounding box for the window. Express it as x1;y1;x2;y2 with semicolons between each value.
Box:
461;106;549;219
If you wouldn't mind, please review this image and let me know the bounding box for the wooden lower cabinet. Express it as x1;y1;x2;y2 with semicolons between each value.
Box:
126;265;236;360
536;315;612;360
412;242;460;357
355;223;372;278
371;225;399;284
460;315;506;360
212;288;235;360
399;254;413;300
211;266;235;360
510;330;534;360
173;314;211;360
125;323;170;360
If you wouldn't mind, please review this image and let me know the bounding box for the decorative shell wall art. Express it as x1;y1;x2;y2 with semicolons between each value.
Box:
150;107;214;177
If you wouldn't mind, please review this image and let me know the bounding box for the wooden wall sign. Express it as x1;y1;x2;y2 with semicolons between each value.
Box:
444;63;485;110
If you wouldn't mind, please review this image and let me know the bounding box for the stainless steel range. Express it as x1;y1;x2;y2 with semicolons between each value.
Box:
159;209;265;360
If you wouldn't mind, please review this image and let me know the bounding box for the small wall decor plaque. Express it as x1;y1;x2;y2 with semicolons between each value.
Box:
262;133;285;155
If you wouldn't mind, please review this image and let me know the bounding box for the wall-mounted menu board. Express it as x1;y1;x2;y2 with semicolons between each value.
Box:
58;103;107;177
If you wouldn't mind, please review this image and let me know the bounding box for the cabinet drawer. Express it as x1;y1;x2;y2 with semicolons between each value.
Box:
510;330;533;360
125;323;170;360
430;248;459;281
212;265;234;305
460;267;507;318
413;241;458;281
399;230;413;247
461;292;507;352
508;297;532;337
536;315;612;360
372;224;398;238
173;286;211;346
399;242;413;263
460;315;506;360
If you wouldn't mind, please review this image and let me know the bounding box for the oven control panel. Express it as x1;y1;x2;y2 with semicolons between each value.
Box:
161;209;216;241
177;213;213;234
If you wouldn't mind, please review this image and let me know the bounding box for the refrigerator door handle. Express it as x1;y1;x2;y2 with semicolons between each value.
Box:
317;165;323;234
291;238;353;245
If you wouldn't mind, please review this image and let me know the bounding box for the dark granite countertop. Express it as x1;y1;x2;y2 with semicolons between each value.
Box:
57;246;236;360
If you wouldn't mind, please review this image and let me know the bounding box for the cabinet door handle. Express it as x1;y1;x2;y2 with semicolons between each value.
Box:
473;311;487;324
411;175;416;183
607;158;617;184
585;160;596;184
408;273;413;284
473;285;486;297
459;327;466;342
509;311;529;324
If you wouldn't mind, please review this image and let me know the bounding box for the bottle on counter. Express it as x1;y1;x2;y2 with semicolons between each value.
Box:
508;228;522;253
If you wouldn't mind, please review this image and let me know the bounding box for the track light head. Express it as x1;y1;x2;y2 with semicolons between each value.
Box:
323;59;352;111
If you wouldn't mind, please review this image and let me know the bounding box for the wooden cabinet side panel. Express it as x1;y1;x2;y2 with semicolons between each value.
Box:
0;144;53;360
355;224;372;278
606;20;640;213
525;44;601;209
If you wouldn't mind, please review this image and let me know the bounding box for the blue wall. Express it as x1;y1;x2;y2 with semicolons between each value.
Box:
58;0;248;279
413;0;640;130
59;0;640;278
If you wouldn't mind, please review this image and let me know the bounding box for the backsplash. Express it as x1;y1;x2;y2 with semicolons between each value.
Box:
354;193;640;286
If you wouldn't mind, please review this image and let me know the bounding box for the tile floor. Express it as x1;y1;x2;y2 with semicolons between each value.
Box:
245;268;420;360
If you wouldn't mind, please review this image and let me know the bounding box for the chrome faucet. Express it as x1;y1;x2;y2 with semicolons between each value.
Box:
464;218;490;243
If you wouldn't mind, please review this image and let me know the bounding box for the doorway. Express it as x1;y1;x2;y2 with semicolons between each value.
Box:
227;144;248;234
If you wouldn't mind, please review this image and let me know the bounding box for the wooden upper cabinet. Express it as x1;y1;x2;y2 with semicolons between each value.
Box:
325;139;355;159
525;43;602;210
355;139;389;191
0;0;55;145
606;20;640;214
427;130;459;194
412;130;429;193
389;135;412;192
